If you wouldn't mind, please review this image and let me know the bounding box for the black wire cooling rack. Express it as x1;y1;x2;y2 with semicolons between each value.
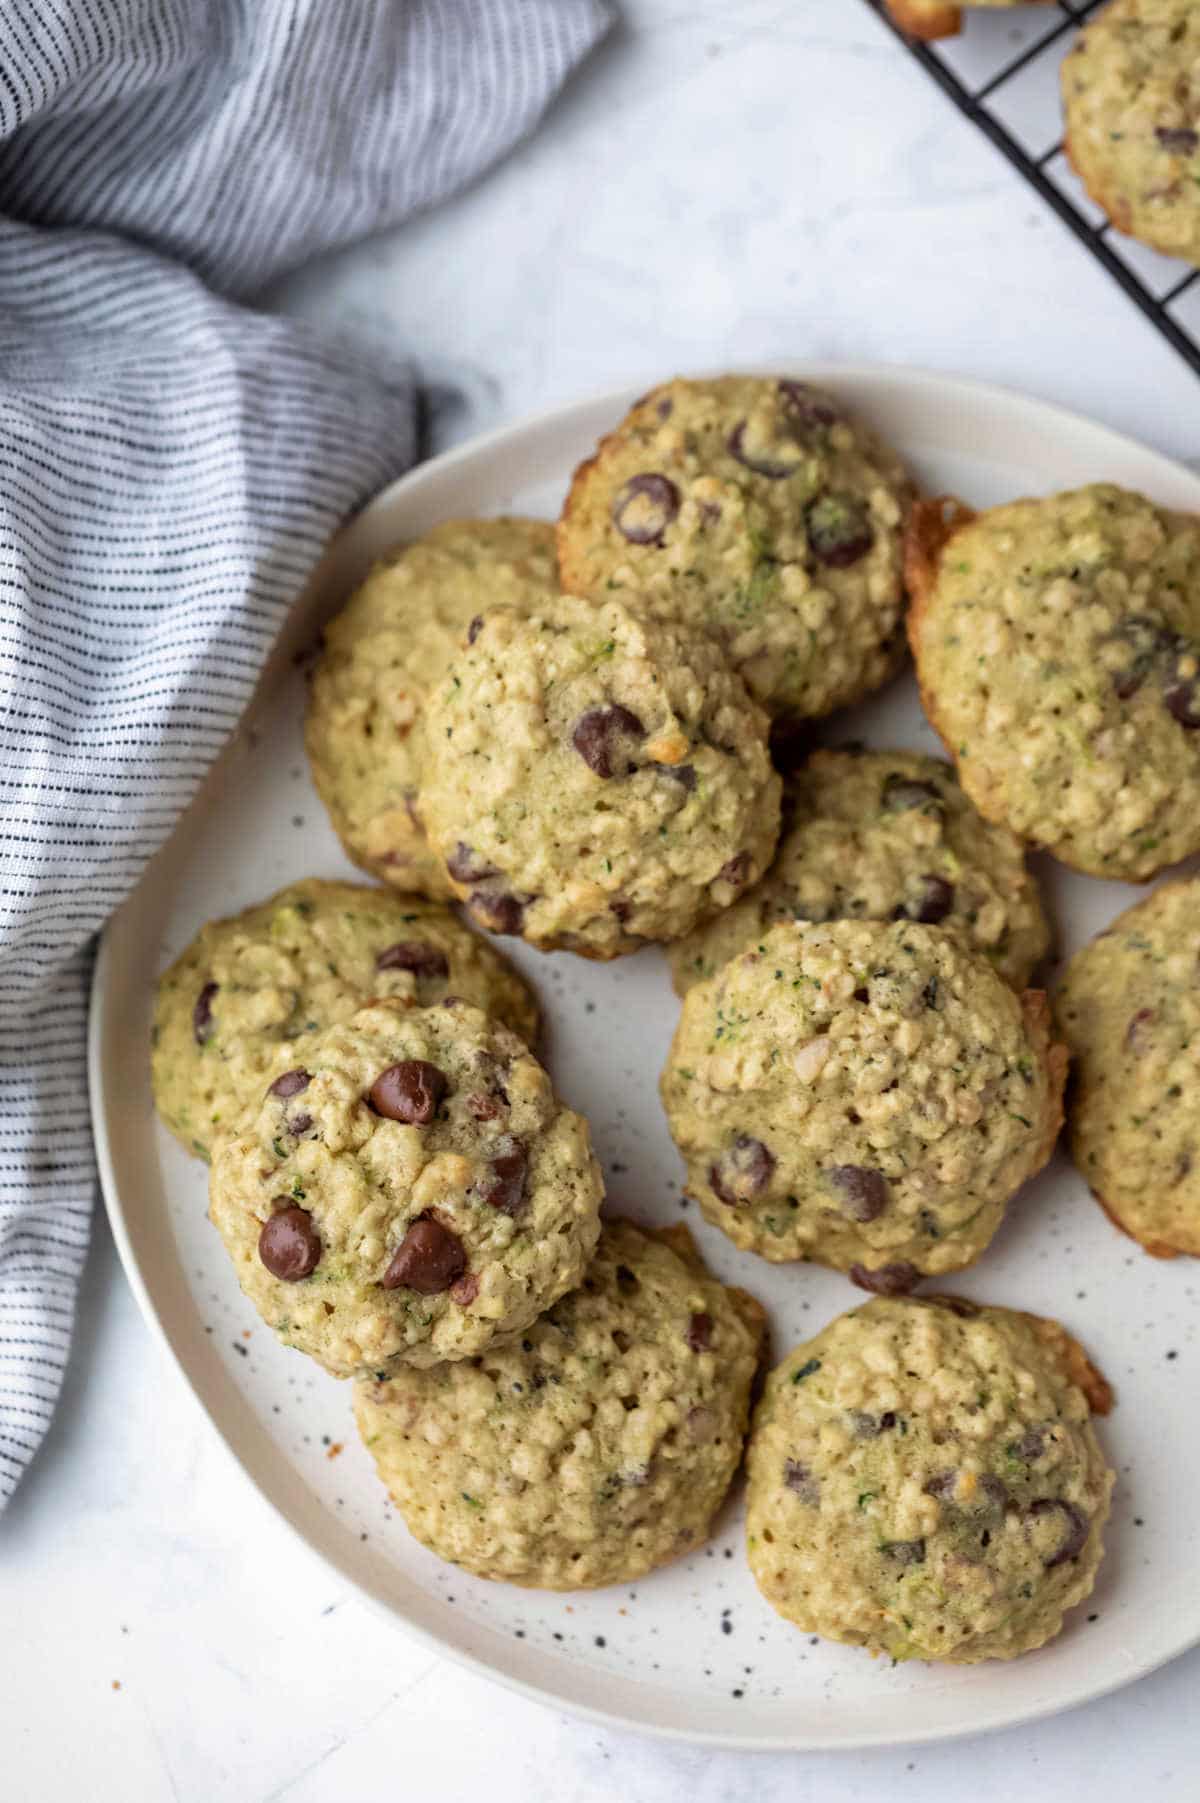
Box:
863;0;1200;377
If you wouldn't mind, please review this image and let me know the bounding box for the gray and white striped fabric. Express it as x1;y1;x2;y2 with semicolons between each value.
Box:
0;0;611;1509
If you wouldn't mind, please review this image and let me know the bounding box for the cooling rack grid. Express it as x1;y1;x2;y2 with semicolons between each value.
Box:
863;0;1200;377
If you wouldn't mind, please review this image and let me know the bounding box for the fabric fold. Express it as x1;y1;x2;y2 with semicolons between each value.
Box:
0;0;611;1508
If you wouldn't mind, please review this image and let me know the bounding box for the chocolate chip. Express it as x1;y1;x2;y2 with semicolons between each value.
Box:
258;1206;321;1281
882;1538;926;1566
466;1090;507;1121
925;1469;1007;1510
783;1459;820;1505
709;1135;775;1204
1104;614;1170;699
1156;126;1199;154
467;615;484;645
849;1261;920;1296
369;1060;448;1124
1124;1007;1156;1053
288;1111;313;1135
726;420;802;480
686;1406;716;1444
827;1165;889;1223
805;492;874;568
381;1217;466;1294
268;1068;310;1099
477;1137;528;1214
687;1311;713;1352
571;704;645;778
1163;670;1200;729
375;941;451;980
445;843;498;884
717;852;750;888
849;1409;897;1439
932;1295;980;1319
777;380;838;430
467;891;526;936
611;473;680;545
894;874;955;925
615;1263;639;1293
658;762;697;792
450;1271;480;1306
657;397;674;421
1028;1498;1089;1568
193;982;218;1045
881;775;942;814
1014;1427;1046;1462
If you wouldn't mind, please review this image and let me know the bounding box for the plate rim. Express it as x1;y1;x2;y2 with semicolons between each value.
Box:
89;362;1200;1751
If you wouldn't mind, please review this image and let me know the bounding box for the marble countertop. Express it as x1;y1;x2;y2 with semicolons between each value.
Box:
7;2;1199;1797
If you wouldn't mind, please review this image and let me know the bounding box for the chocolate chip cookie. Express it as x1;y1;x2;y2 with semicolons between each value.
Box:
1064;0;1200;269
208;997;603;1375
660;918;1065;1284
668;748;1050;996
152;878;539;1159
908;485;1200;880
354;1218;765;1587
417;591;781;958
746;1296;1113;1662
306;517;557;897
1056;878;1200;1257
557;376;912;721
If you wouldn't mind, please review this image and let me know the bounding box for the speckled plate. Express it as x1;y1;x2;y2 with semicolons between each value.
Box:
90;369;1200;1750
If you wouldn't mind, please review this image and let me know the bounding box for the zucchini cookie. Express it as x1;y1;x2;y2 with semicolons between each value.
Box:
660;918;1065;1285
746;1295;1114;1663
1064;0;1200;269
305;517;557;898
557;376;912;721
668;748;1050;997
152;878;538;1160
885;0;1046;40
1056;878;1200;1257
353;1218;765;1588
208;997;602;1376
908;485;1200;880
418;592;781;958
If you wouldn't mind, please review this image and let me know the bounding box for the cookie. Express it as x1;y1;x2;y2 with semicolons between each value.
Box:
208;997;602;1376
1064;0;1200;269
660;918;1065;1283
353;1218;765;1588
745;1295;1113;1663
305;518;557;898
152;878;539;1160
557;376;912;721
885;0;1047;40
1056;879;1200;1257
417;592;781;958
668;748;1050;996
907;485;1200;880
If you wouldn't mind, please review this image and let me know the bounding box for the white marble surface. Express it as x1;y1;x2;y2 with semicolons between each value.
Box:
8;1;1200;1796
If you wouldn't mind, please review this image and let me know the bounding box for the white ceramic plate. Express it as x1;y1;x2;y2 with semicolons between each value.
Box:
90;369;1200;1750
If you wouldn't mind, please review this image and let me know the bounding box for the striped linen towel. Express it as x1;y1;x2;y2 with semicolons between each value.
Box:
0;0;611;1509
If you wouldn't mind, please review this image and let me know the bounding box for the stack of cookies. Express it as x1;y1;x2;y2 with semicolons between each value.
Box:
149;367;1200;1661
